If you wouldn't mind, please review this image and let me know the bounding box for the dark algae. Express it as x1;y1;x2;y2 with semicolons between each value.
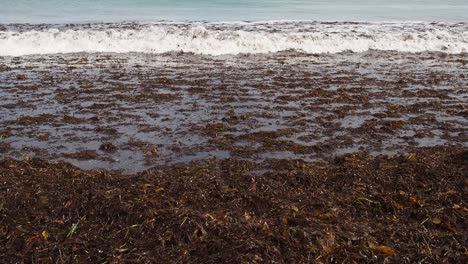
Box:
0;147;467;262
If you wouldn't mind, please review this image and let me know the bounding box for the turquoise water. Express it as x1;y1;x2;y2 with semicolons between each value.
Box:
1;0;467;23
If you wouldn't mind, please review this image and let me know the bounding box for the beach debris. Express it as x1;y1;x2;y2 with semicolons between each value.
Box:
16;74;27;80
370;245;397;257
64;200;73;208
67;222;80;239
150;147;158;155
431;217;441;225
41;230;49;241
407;153;417;161
100;142;116;152
142;183;153;190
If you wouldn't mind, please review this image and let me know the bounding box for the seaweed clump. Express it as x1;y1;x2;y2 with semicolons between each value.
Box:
0;147;466;263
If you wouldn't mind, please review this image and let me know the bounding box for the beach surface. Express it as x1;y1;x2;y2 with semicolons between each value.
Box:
1;50;467;262
0;18;467;262
1;51;467;173
1;148;467;262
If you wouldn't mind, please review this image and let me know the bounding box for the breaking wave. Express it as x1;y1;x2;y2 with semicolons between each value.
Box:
0;21;467;56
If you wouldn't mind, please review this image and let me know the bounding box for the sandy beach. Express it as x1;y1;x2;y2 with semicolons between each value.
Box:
1;50;467;262
1;51;466;172
1;0;468;258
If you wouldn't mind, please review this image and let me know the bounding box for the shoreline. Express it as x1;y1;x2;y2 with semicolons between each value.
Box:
1;51;466;173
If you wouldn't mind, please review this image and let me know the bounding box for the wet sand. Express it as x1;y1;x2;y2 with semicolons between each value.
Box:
0;51;466;173
0;51;467;262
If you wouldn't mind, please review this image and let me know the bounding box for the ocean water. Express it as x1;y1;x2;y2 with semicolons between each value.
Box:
1;0;467;23
0;1;467;56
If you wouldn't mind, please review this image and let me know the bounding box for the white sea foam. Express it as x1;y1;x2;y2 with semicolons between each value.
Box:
0;21;467;56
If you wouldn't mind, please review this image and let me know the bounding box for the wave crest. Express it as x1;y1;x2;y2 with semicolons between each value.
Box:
0;21;467;56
